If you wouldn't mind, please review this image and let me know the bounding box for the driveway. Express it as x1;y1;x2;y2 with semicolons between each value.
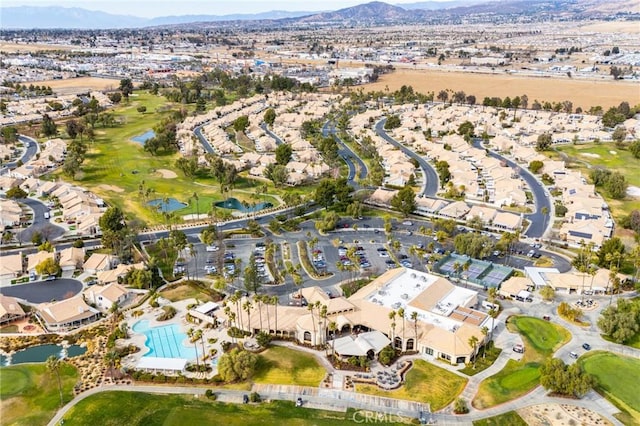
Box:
17;198;65;243
0;278;83;303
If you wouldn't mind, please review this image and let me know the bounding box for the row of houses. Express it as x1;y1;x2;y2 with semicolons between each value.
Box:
0;247;143;284
368;188;524;232
0;282;133;332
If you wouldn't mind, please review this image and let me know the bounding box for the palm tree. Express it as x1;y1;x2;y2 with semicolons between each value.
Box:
256;295;264;333
328;321;338;360
480;326;489;359
271;296;279;335
307;304;317;345
243;300;253;336
46;355;64;407
388;310;397;344
488;308;498;341
196;329;206;362
398;308;405;352
541;206;549;234
104;349;119;379
468;336;479;369
320;304;328;349
187;328;200;369
192;191;200;220
411;311;419;351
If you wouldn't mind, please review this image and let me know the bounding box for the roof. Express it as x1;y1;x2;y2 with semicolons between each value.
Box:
0;253;23;275
499;276;532;296
136;357;187;371
0;295;25;317
194;302;219;314
83;253;114;271
37;296;99;325
330;331;391;356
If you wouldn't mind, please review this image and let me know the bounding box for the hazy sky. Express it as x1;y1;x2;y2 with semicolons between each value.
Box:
2;0;451;17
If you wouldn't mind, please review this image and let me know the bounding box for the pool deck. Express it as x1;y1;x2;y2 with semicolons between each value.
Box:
122;299;225;376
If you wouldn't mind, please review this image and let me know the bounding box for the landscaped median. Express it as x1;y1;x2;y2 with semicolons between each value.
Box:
578;350;640;425
472;316;570;409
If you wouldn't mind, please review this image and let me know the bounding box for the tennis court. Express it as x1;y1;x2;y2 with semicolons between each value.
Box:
434;253;513;288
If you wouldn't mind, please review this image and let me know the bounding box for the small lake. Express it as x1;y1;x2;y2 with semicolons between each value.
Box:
214;197;273;213
1;344;87;366
147;198;187;213
131;130;155;145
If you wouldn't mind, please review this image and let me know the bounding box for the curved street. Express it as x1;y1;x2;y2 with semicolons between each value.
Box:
322;120;368;183
260;122;283;146
472;139;552;239
375;119;439;197
17;198;66;243
0;135;38;175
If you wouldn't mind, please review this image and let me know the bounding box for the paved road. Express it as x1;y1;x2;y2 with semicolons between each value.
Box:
0;135;38;175
375;119;439;197
260;122;283;146
322;121;368;181
472;139;552;238
18;198;66;243
0;278;82;303
193;124;216;154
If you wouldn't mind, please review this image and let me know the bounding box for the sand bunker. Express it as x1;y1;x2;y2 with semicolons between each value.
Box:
98;184;124;193
627;186;640;198
609;150;617;155
518;403;611;426
581;153;601;158
156;169;177;179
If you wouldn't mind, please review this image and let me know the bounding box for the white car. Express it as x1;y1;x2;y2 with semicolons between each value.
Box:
205;245;219;252
402;220;413;226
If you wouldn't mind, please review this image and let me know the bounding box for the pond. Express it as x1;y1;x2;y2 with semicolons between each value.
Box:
131;130;155;145
147;198;187;213
1;344;87;366
214;197;273;213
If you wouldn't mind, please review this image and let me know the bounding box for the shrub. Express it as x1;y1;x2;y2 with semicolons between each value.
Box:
453;397;469;414
249;392;261;403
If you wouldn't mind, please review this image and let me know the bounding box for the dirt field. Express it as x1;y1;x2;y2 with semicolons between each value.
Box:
0;42;77;52
37;77;121;95
363;69;640;109
518;403;612;426
578;21;640;33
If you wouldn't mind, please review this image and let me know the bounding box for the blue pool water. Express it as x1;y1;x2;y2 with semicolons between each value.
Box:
131;130;155;144
147;198;187;213
214;197;273;213
1;344;86;366
132;320;196;359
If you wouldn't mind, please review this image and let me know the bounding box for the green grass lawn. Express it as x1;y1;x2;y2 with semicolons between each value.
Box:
356;359;467;411
472;316;570;409
551;144;640;220
459;345;502;376
579;351;640;425
62;392;408;426
0;362;78;426
253;346;326;387
58;91;282;225
473;410;528;426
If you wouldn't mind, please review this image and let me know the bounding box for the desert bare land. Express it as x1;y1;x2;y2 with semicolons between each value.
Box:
364;69;640;109
577;21;640;34
35;77;122;95
0;42;77;52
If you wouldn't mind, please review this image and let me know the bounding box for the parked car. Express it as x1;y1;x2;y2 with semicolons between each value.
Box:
582;343;591;351
205;245;219;252
513;344;525;354
569;351;578;359
402;220;413;226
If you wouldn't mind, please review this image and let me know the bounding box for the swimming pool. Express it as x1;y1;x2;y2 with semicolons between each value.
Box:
132;320;197;359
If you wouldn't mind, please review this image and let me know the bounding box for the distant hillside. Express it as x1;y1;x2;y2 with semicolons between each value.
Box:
1;0;633;29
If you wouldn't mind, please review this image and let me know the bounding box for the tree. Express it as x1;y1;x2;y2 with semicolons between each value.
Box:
275;143;292;165
5;186;27;199
384;115;401;130
596;237;625;267
264;164;288;187
263;108;276;126
604;172;628;200
243;254;261;295
99;206;125;233
119;78;134;99
453;398;469;414
598;299;640;344
217;348;258;382
46;355;64;407
612;126;627;146
540;285;555;301
540;357;593;397
536;133;552;151
435;160;451;188
390;185;416;217
233;115;249;132
529;160;544;174
468;335;479;369
36;257;61;277
41;114;57;137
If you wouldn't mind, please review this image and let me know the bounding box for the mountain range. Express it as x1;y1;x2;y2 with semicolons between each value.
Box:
1;0;634;29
